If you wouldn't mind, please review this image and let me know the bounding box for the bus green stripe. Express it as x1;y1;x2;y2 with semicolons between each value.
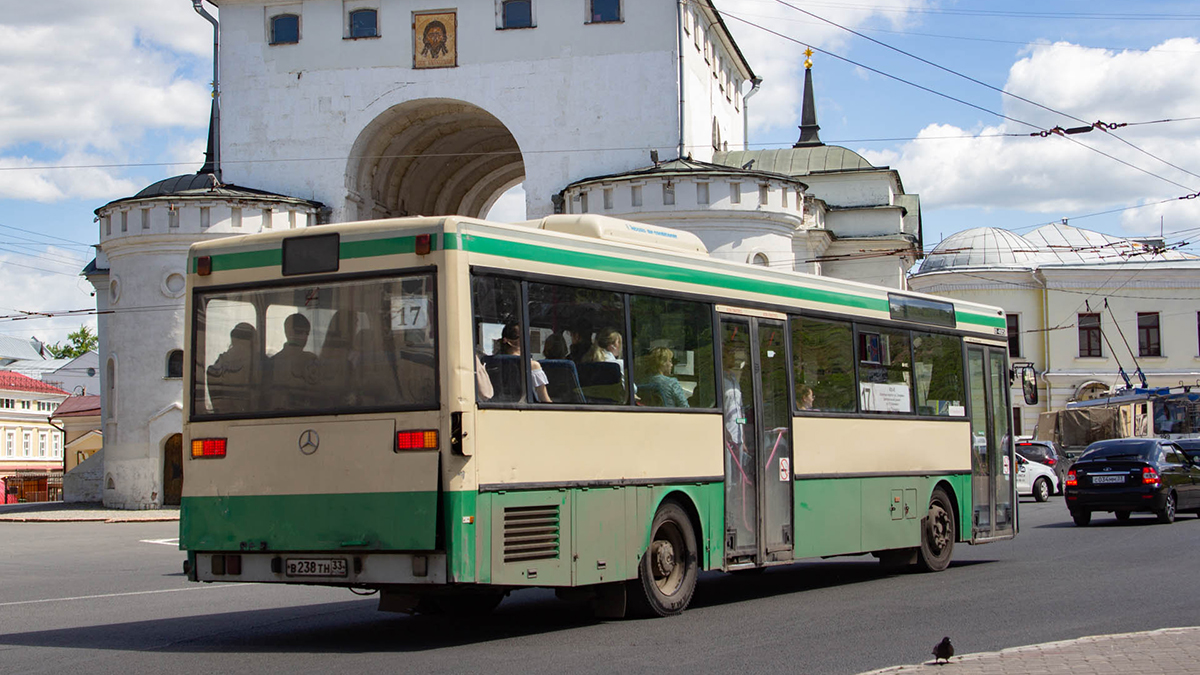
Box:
180;492;437;551
460;233;888;313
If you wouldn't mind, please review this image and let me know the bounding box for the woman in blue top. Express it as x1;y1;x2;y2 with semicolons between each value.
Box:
639;347;689;408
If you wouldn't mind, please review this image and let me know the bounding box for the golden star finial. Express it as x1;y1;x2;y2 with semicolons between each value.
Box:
804;48;814;69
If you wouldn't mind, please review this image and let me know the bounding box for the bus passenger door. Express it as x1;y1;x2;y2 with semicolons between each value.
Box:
967;345;1016;541
720;314;794;567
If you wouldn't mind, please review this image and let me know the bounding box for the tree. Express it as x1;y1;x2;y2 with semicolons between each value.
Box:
46;325;98;359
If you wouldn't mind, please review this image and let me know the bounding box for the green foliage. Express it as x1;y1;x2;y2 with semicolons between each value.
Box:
46;325;98;359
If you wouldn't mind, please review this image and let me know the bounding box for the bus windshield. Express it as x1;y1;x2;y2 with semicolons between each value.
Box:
191;273;437;419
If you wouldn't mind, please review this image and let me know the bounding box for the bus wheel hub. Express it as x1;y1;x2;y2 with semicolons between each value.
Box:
651;540;675;578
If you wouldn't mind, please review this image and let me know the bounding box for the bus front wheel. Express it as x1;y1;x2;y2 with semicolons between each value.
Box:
915;487;955;573
628;501;698;617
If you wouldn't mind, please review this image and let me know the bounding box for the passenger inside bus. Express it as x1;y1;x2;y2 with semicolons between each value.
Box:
492;323;551;403
567;317;593;363
318;311;357;405
543;333;569;360
268;313;320;409
206;322;258;414
637;347;689;408
797;384;814;410
579;327;627;403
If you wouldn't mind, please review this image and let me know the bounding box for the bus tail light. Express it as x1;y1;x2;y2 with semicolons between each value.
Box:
396;430;438;451
415;234;432;255
197;255;212;276
192;438;227;458
1066;470;1077;488
1142;467;1160;487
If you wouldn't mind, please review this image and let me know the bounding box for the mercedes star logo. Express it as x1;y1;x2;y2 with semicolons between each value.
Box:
299;429;320;455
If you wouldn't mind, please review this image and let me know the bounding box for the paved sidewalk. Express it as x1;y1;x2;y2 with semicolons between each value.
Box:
0;501;179;522
862;627;1200;674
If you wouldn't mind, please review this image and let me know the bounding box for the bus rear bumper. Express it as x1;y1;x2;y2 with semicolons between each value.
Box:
192;551;447;585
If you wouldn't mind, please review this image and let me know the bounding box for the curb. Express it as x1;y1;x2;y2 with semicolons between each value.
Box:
859;626;1200;674
0;517;179;523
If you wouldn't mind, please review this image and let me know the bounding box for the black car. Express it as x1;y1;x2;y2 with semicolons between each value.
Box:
1176;438;1200;465
1065;438;1200;526
1016;440;1066;493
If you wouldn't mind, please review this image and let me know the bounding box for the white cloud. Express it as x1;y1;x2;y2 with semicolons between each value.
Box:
0;154;141;203
861;39;1200;226
1117;197;1200;238
486;185;528;222
0;1;212;201
0;248;96;347
715;0;929;135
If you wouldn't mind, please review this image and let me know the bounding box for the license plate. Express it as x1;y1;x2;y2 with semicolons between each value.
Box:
1092;475;1125;484
285;558;348;577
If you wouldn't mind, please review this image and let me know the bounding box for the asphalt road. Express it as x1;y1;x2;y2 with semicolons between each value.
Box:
2;497;1198;675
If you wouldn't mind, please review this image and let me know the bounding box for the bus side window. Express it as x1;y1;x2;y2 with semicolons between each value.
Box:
472;275;525;403
629;294;715;409
791;315;856;413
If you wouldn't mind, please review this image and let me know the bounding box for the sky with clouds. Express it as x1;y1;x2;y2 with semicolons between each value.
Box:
2;0;1199;346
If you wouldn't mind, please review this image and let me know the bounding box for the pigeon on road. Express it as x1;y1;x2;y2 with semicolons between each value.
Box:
932;636;954;664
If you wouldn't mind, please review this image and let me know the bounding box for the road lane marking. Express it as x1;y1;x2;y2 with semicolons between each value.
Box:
0;585;245;608
140;538;180;546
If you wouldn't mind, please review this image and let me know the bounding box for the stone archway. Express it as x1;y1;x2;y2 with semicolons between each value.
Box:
346;98;526;220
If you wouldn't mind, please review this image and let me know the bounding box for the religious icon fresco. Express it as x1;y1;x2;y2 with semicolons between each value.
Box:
414;11;456;69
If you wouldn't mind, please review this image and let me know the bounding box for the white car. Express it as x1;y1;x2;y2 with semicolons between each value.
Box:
1016;452;1058;502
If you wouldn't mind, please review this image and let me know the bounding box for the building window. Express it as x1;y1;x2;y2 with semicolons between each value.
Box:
200;207;211;229
120;211;128;232
696;182;709;204
231;207;242;228
729;182;741;204
1138;312;1161;357
103;215;111;236
107;357;117;419
1006;314;1021;358
631;185;642;207
759;184;769;205
579;192;589;213
166;350;184;379
263;208;273;229
1078;313;1102;357
781;187;788;208
662;182;675;206
4;430;13;457
141;208;150;230
52;433;61;458
1012;407;1023;437
349;9;378;38
23;431;32;457
168;208;179;228
38;432;47;457
500;0;533;29
270;14;300;45
589;0;620;23
603;188;613;210
752;253;768;267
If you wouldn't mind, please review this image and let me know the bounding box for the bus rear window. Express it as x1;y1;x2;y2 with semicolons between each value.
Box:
191;274;437;418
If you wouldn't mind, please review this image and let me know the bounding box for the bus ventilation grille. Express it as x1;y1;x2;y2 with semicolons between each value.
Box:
502;504;560;563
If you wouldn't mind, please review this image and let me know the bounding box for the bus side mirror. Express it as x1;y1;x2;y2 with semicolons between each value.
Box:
1019;365;1038;405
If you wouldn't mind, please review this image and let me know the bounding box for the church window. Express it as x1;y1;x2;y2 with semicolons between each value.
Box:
683;7;691;34
349;9;378;38
166;350;184;379
168;207;179;229
200;207;211;229
662;182;675;206
120;211;128;233
729;183;741;204
631;185;643;207
694;13;702;49
288;210;297;229
500;0;533;29
589;0;620;24
141;208;150;230
106;356;117;419
231;207;242;228
263;208;273;229
270;14;300;45
781;188;788;208
753;253;769;267
579;192;589;213
603;188;613;210
103;215;111;237
759;184;769;206
696;182;709;205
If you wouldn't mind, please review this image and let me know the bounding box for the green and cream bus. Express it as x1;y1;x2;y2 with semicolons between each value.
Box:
181;214;1033;617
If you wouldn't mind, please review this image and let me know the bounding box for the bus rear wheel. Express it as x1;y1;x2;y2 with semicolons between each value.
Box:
628;501;698;617
915;487;955;573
